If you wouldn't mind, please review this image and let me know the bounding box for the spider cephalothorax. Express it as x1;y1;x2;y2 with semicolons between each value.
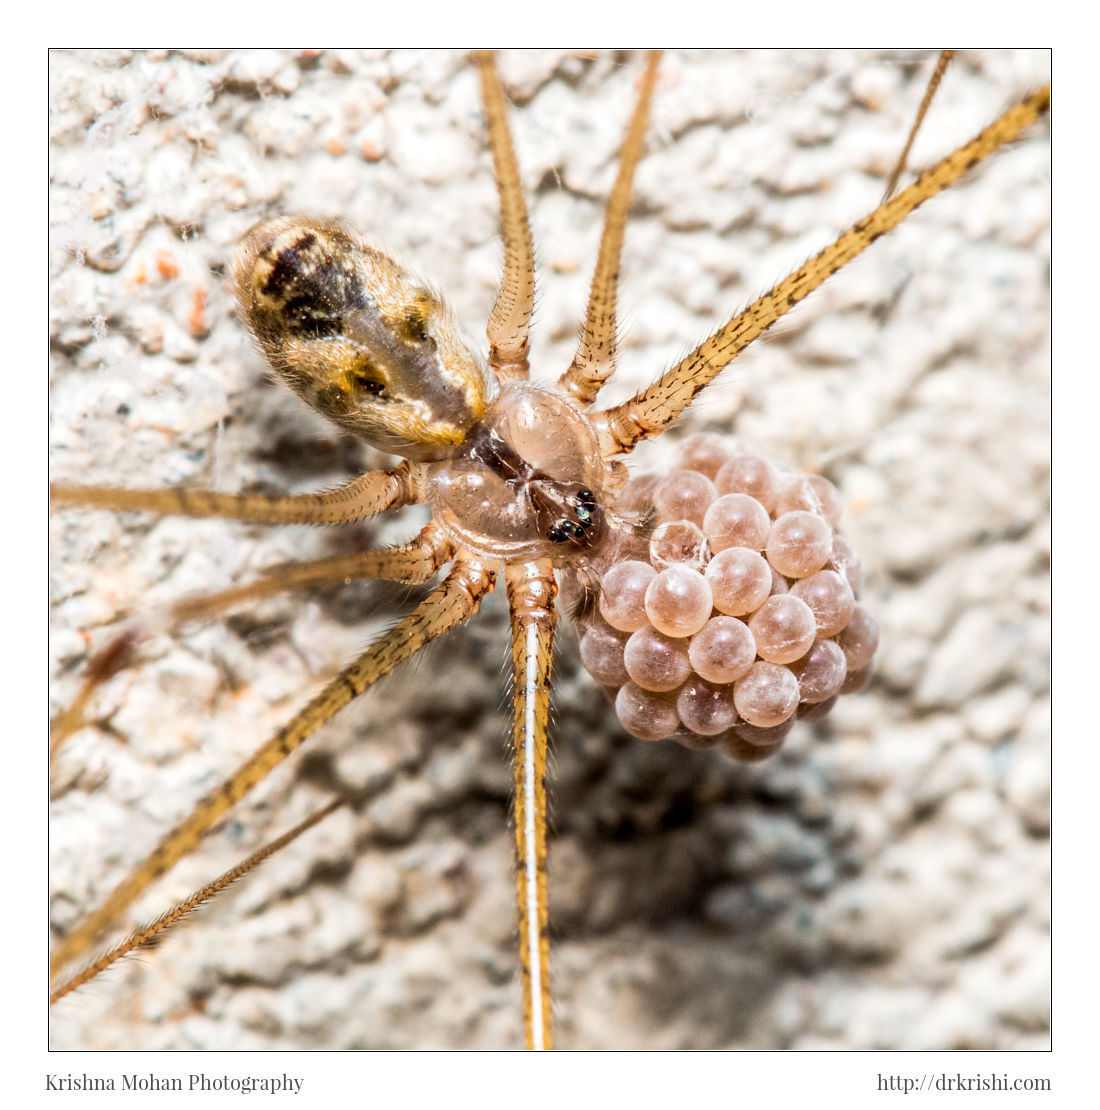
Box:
428;383;621;558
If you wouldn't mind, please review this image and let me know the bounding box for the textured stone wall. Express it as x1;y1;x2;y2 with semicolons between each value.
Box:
50;49;1049;1050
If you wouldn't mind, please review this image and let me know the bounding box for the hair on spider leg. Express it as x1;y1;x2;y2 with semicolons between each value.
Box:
50;49;1048;1051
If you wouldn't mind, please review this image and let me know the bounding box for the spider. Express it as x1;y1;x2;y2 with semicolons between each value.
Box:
50;50;1050;1050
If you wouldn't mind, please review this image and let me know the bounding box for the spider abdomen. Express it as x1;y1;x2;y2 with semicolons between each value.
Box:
234;216;490;461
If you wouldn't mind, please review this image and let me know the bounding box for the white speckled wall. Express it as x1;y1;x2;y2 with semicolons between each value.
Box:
50;50;1049;1050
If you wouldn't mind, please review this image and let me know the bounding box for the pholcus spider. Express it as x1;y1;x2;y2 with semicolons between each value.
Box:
50;50;1049;1049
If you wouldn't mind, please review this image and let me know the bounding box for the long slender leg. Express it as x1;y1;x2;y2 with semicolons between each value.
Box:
592;85;1050;457
558;52;661;407
504;559;557;1050
883;50;954;201
473;52;535;383
169;520;453;622
50;555;497;978
50;629;140;759
50;460;426;525
49;522;454;756
51;799;343;1004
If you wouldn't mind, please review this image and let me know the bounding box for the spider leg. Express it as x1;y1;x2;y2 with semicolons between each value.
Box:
474;52;535;384
50;460;426;525
592;84;1050;457
504;560;557;1050
49;554;497;979
168;519;453;622
51;799;344;1004
558;52;661;408
49;522;455;757
883;50;955;202
50;627;141;759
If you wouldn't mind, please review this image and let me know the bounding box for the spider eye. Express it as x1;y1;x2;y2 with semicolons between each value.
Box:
551;520;584;541
575;488;595;526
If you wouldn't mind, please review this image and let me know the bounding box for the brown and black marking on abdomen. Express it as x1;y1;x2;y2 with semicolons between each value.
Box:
244;220;371;342
231;214;490;460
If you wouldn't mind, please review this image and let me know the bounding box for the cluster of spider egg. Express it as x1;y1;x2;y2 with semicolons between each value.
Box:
579;434;878;762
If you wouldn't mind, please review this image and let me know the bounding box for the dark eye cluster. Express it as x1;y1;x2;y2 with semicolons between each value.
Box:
547;487;596;544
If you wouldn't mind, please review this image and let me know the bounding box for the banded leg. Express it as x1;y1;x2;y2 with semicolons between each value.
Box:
558;51;661;407
884;50;954;201
50;556;497;978
593;84;1051;457
505;560;557;1050
169;520;453;622
50;629;141;759
50;460;427;525
474;51;535;383
51;799;344;1004
49;522;454;756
